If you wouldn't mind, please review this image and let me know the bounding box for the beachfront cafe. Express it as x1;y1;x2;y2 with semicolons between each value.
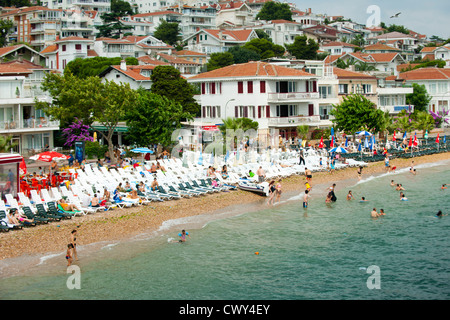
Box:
0;153;23;200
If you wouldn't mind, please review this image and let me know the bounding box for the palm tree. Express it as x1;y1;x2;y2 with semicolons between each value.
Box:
0;135;18;153
220;117;259;150
414;111;435;137
355;62;377;71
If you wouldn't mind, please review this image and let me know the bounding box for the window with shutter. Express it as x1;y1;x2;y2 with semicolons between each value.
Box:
238;81;243;93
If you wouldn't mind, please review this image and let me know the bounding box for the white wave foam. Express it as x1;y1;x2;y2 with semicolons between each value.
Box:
38;253;62;265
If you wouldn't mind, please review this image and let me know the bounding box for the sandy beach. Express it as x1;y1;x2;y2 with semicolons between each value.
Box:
1;151;449;262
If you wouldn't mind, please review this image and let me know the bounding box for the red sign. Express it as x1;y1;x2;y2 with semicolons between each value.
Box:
202;125;219;131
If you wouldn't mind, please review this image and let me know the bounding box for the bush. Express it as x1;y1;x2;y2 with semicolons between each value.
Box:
85;141;108;159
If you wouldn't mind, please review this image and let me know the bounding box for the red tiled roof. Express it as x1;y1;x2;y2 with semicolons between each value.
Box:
397;67;450;80
156;53;199;65
110;65;151;81
138;56;171;66
132;10;182;17
0;44;24;57
40;44;58;54
204;29;254;42
321;41;358;47
420;46;438;53
189;61;316;80
175;50;207;56
0;64;33;75
363;44;400;51
332;67;376;79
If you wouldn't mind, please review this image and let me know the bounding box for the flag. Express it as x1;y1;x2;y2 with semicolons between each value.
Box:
413;133;418;146
330;135;334;148
408;136;412;147
319;136;324;148
392;131;396;141
436;133;440;143
345;136;348;148
19;158;27;175
402;132;407;140
444;135;447;144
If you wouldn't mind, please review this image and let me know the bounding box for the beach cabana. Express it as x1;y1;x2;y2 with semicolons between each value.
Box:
0;153;23;199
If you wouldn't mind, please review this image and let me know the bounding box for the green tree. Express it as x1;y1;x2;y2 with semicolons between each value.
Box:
111;0;134;16
256;2;292;21
0;135;18;152
255;29;272;42
36;72;138;163
65;56;138;78
296;125;309;140
243;38;285;59
0;19;13;47
330;94;385;135
97;12;133;38
153;20;181;46
228;46;261;64
355;61;377;71
384;24;410;34
126;88;193;147
150;65;200;116
406;83;432;112
206;52;234;71
413;111;435;137
219;117;259;150
285;35;319;60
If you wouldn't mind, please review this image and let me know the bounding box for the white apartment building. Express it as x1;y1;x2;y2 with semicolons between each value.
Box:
187;61;321;141
0;60;58;155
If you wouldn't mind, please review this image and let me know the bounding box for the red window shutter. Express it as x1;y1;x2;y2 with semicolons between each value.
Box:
238;81;243;94
201;83;205;94
235;106;238;117
247;81;253;93
252;106;255;118
260;81;266;93
266;105;270;118
212;106;216;118
244;106;248;118
258;106;261;118
306;81;309;93
202;106;206;118
308;104;314;116
313;81;317;92
211;82;215;94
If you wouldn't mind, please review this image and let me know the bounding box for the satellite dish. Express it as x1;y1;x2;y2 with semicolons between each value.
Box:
147;49;152;55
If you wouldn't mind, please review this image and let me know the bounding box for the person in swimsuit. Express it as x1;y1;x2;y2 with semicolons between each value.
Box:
303;189;309;208
178;229;190;242
357;166;363;180
346;190;354;200
305;168;312;182
266;181;276;205
66;243;74;266
71;229;78;261
371;208;379;218
275;179;282;203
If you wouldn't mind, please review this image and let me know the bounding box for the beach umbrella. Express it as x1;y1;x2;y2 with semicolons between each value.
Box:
444;135;447;145
369;135;373;151
424;130;428;139
331;127;334;137
392;131;396;141
345;136;348;148
413;132;418;147
30;151;70;162
436;133;440;143
358;143;362;152
364;136;369;150
329;146;348;154
330;135;335;148
356;130;372;137
408;136;412;147
402;131;407;140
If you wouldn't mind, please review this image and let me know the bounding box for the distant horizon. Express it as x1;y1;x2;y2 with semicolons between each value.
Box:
293;0;450;39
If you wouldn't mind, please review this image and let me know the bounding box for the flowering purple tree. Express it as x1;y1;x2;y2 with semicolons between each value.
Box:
61;118;94;147
429;110;449;128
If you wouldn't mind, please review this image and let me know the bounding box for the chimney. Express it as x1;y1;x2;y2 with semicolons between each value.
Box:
120;60;127;71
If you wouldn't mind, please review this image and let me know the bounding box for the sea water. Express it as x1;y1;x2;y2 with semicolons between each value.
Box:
0;160;449;300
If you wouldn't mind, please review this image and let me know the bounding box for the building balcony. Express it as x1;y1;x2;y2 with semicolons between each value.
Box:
379;105;414;114
0;118;59;133
267;92;320;102
268;115;322;127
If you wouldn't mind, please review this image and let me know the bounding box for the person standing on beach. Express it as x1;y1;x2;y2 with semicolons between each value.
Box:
357;166;363;180
328;184;337;202
299;150;305;165
305;168;312;182
275;180;282;203
66;243;74;266
267;181;276;205
71;230;78;261
256;166;266;183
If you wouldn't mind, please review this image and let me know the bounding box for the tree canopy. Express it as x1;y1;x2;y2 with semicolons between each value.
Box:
330;94;385;135
207;52;234;71
153;20;181;47
406;83;432;113
125;88;193;147
243;38;285;59
150;65;200;116
65;56;138;78
285;35;319;60
36;71;137;164
256;2;292;21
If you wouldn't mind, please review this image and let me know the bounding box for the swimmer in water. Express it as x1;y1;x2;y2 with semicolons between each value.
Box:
178;229;190;242
371;208;379;218
360;197;369;202
390;180;395;187
379;209;386;216
399;192;407;200
441;184;447;190
346;190;354;200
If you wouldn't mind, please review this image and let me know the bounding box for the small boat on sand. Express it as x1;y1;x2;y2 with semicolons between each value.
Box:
237;180;270;196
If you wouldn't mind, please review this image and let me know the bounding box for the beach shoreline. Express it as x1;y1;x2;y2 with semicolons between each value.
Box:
1;152;450;273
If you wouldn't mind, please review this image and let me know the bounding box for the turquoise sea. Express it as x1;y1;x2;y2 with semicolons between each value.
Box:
0;160;449;300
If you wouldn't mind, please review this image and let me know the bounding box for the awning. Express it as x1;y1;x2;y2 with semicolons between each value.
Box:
91;125;128;133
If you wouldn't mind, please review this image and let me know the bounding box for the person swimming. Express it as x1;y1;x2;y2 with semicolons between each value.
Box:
303;189;309;208
399;192;408;201
178;229;190;243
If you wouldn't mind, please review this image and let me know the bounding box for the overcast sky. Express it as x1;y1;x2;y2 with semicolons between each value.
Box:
293;0;450;39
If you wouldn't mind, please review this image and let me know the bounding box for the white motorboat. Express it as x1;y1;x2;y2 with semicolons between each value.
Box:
237;180;270;196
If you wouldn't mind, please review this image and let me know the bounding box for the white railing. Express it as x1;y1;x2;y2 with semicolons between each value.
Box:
0;118;59;131
267;92;320;101
268;115;321;125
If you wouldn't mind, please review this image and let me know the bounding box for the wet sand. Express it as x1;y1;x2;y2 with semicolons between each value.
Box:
1;152;449;263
